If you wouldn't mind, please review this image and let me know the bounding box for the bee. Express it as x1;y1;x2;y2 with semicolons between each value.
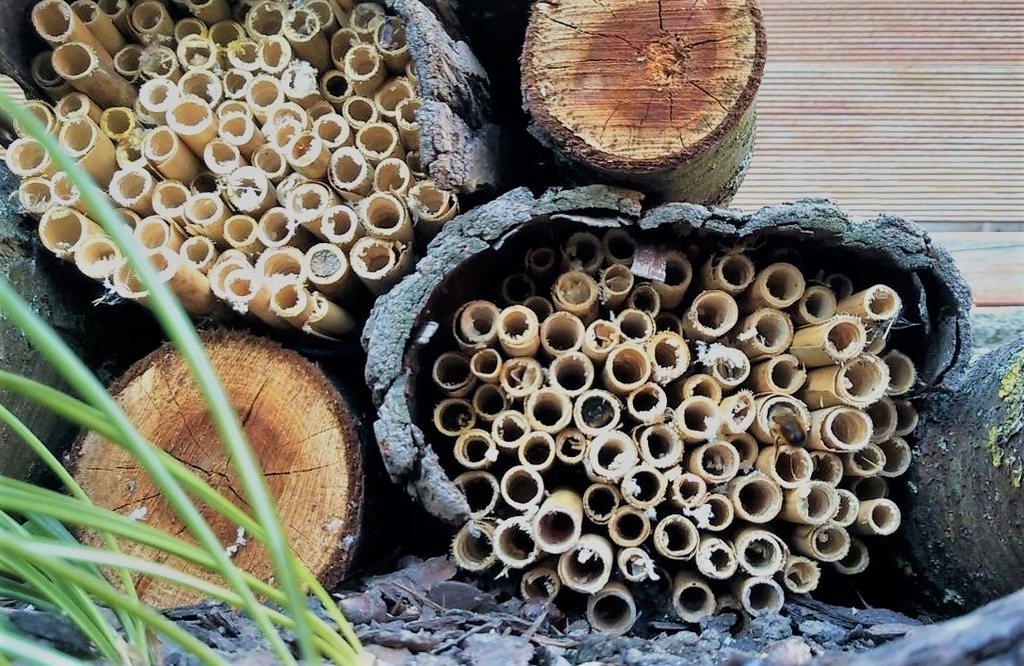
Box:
767;403;807;447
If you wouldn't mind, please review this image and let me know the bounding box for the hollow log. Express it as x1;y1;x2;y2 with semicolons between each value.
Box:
521;0;766;205
893;336;1024;616
71;330;366;609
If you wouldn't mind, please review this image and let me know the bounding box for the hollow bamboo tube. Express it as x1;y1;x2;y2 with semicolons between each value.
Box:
348;237;411;295
54;92;103;125
667;471;707;510
495;305;540;358
734;577;785;617
607;506;651;548
341;95;378;130
780;555;820;594
165;96;219;159
882;350;917;397
789;314;867;368
452;520;498;572
595;265;632;313
328;146;374;201
700;252;755;295
283;8;329;72
616;547;657;583
245;75;285;124
501;275;533;308
531;489;584;555
802;354;890;410
32;52;74;101
138;45;180;82
626;383;668;426
173;35;218;74
147;246;218;315
586;431;637;481
244;0;286;38
453;300;499;352
251;144;291;184
329;26;359;70
694;536;739;580
372;16;409;73
142;127;200;183
755;445;814;490
733;527;787;577
750;394;811;446
517;431;555;472
520;563;561;603
343;43;386;97
560;232;603;275
219;68;253;103
349;1;385;32
135;216;184;252
16;99;61;138
791;524;851;562
582;484;620;525
38;206;104;260
109;168;155;215
115;141;148;172
355;122;404;165
615;308;655;345
806;406;872;453
33;0;112;61
669;373;724;406
620;464;668;509
218;112;265;160
844;475;889;502
471;384;506;424
314;114;354;152
671;572;716;624
138;78;179;126
524;388;574;434
810;450;845;486
551;270;600;324
852;498;901;536
527;297;557;326
224;167;276;220
627;284;661;317
113;207;140;230
673;396;723;443
303;291;358;339
179;70;223;108
150;180;188;226
179;236;219;275
780;481;839;525
892;398;918;437
726;472;783;524
652;514;698;561
203;140;244;177
645;331;690;385
821;273;853;300
267;281;320;330
127;0;173;45
554;428;588;465
681;289;739;341
209;19;246;48
740;262;806;313
638;424;684;469
283;131;329;179
256;246;305;282
357;191;412;243
573;389;622;438
581;318;622;364
863;397;898;445
702;345;751;390
877;436;912;478
556;534;613;594
601;344;652;395
538;311;585;357
735;308;795;360
222;214;265;257
430;396;474;439
841;443;887;478
493;516;542;569
183;193;230;243
832;536;870;576
183;0;230;23
18;177;54;219
431;351;475;398
651;250;693;310
837;284;902;323
73;233;121;280
501;465;546;513
748;354;807;396
490;409;531;451
6;137;58;180
792;284;838;326
255;35;292;75
407;180;459;238
58;117;117;187
832;488;860;527
374;76;412;126
687;441;740;485
585;582;637;636
97;106;135;146
720;390;757;435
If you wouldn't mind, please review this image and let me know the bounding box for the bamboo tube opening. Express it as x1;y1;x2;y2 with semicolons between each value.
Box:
810;451;845;486
466;347;502;384
751;394;810;446
452;300;498;351
471;384;506;424
18;178;53;218
31;51;67;94
540;311;586;356
374;77;413;116
703;494;735;532
432;351;474;397
878;437;912;478
179;70;223;107
139;78;179;118
639;424;684;469
586;430;638;482
657;315;682;337
735;577;784;617
627;284;661;316
736;308;794;358
129;1;173;40
344;44;385;95
558;534;613;594
208;19;245;47
173;36;217;72
100;106;135;141
745;262;805;310
728;472;783;524
55;92;102;123
626;383;668;425
519;431;556;471
734;529;786;578
793;285;838;326
617;547;656;583
359;192;410;241
186;193;230;238
144;127;199;180
244;0;285;38
552;270;600;323
600;263;634;308
790;315;867;368
695;536;738;580
496;305;541;358
500;273;535;305
646;332;690;385
166;97;217;155
251;34;289;74
355;122;402;163
602;344;652;395
757;445;814;489
501;465;546;511
574;389;622;437
749;354;806;395
50;177;81;210
204;140;243;176
255;208;301;249
842;444;886;478
547;351;595;399
452;470;499;518
147;247;217;314
520;564;561;602
246;76;285;122
620;464;667;509
778;555;819;595
33;0;77;44
431;398;475;438
810;406;872;453
832;488;860;527
616;309;655;344
222;214;261;254
329;26;360;67
493;517;541;568
853;498;901;536
582;484;620;524
491;409;531;450
807;355;890;409
563;232;605;274
608;506;651;547
175;16;208;41
781;482;839;525
600;229;635;266
110;169;154;214
74;235;122;279
669;472;708;509
823;273;854;300
672;573;716;623
180;236;218;273
586;583;637;636
498;356;544;400
139;44;180;81
451;522;495;572
328;146;372;196
453;430;497;471
38;207;100;258
838;285;902;322
268;281;316;324
845;475;889;501
112;259;147;300
136;216;181;250
892;399;918;437
18;100;61;138
219;69;252;100
314;114;353;151
350;237;410;295
342;95;378;128
792;524;851;562
525;388;573;434
652;515;698;560
883;350;917;396
688;441;740;484
582;319;622;363
674;374;723;404
150;180;187;219
701;253;756;295
532;489;583;554
863;396;898;444
674;396;722;443
683;290;739;340
721;391;757;435
6;138;55;179
833;536;870;576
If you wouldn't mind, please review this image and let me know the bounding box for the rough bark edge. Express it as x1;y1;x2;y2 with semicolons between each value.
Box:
388;0;501;194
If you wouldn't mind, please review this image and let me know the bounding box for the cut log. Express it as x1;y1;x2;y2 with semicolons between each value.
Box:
72;330;366;609
521;0;766;205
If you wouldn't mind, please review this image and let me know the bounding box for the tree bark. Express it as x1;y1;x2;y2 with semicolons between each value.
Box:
521;0;766;206
71;330;367;609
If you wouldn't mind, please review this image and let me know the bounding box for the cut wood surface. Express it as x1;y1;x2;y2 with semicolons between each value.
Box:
521;0;765;205
72;331;364;608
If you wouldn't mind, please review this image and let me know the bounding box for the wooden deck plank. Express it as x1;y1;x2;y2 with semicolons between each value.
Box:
931;232;1024;306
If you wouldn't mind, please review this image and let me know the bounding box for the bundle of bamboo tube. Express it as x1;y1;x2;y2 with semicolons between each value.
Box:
437;230;918;634
8;0;459;338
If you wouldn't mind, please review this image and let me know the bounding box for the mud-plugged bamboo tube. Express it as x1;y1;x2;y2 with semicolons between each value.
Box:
531;489;584;554
802;354;890;410
669;471;708;509
741;262;806;312
616;308;656;344
452;470;499;519
750;393;811;445
780;481;839;525
586;430;637;481
343;43;386;97
582;484;620;525
832;488;860;527
304;243;359;300
135;216;184;251
701;253;756;295
672;572;716;624
165;96;219;158
882;350;917;396
539;311;586;357
493;305;539;358
602;344;652;395
616;547;657;583
33;0;113;60
17;177;54;219
781;555;820;594
546;352;594;401
749;353;806;395
557;534;613;594
520;563;561;603
734;577;785;617
673;396;723;443
142;127;200;183
638;424;684;470
789;315;867;368
837;284;902;323
695;536;738;580
733;527;786;578
586;582;637;636
607;506;651;548
328;146;374;201
431;397;474;439
652;514;699;561
38;206;103;260
283;7;329;72
524;388;574;434
681;289;739;341
551;270;600;324
147;246;218;315
645;331;690;385
599;263;633;309
493;517;541;569
453;429;498;471
792;285;838;326
735;308;794;360
58;117;117;187
620;464;668;509
572;391;622;440
552;428;586;465
852;498;901;536
6;138;57;180
841;443;887;478
488;409;529;451
688;441;740;485
807;406;872;453
755;445;813;490
109;168;155;215
726;472;783;524
73;234;121;280
179;236;219;275
810;450;845;486
720;390;756;435
626;383;668;426
791;524;851;562
451;521;497;572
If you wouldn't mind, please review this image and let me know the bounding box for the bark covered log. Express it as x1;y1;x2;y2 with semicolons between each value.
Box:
71;330;367;608
521;0;766;205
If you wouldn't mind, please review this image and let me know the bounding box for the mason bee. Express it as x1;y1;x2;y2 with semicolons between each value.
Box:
767;403;807;447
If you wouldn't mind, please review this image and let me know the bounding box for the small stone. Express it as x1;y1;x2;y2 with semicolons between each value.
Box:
865;623;918;641
462;634;534;666
763;637;814;665
797;619;845;644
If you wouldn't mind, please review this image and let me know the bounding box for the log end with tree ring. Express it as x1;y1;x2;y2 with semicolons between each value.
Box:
521;0;765;206
70;330;365;609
